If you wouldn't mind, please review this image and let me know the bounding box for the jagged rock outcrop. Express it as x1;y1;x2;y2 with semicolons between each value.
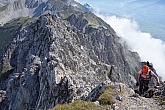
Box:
0;0;90;25
0;12;141;109
0;90;6;102
0;90;8;110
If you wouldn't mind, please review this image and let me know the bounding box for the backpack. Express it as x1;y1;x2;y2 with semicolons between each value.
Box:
140;61;158;76
147;62;158;76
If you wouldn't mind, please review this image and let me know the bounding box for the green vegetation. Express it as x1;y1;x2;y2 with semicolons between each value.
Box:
60;6;79;19
0;17;30;49
52;100;99;110
82;12;99;28
54;0;64;6
0;4;9;12
154;96;165;110
148;87;156;92
82;12;109;29
82;12;116;35
60;10;72;19
0;66;14;77
52;86;118;110
154;96;165;105
98;86;117;105
134;87;139;94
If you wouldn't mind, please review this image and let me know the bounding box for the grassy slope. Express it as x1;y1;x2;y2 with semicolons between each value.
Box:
0;17;30;49
52;86;118;110
0;4;9;12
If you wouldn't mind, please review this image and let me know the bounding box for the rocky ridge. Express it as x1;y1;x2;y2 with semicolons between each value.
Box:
0;12;141;109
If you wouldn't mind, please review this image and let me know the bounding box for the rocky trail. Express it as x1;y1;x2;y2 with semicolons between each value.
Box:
83;82;165;110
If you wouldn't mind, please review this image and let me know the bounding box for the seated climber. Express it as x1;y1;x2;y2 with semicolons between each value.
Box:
135;65;160;95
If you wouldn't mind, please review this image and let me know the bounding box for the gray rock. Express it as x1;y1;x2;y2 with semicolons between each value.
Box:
0;5;140;110
93;101;100;106
116;95;122;101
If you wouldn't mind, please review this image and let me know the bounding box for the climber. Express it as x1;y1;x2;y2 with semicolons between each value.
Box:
135;65;160;95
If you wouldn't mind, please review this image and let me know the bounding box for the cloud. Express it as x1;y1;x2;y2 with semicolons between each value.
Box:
74;0;79;2
96;14;165;80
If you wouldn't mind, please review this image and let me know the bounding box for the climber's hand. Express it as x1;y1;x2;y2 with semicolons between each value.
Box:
157;82;160;86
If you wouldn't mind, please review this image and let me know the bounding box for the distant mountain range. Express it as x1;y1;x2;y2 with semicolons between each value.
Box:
0;0;91;25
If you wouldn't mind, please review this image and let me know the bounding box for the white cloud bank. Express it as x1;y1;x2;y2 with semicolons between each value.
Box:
96;14;165;80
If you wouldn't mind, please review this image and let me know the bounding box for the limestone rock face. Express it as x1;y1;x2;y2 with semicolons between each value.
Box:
0;13;140;109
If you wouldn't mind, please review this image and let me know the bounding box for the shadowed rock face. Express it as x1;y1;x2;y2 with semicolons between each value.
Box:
0;12;140;109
